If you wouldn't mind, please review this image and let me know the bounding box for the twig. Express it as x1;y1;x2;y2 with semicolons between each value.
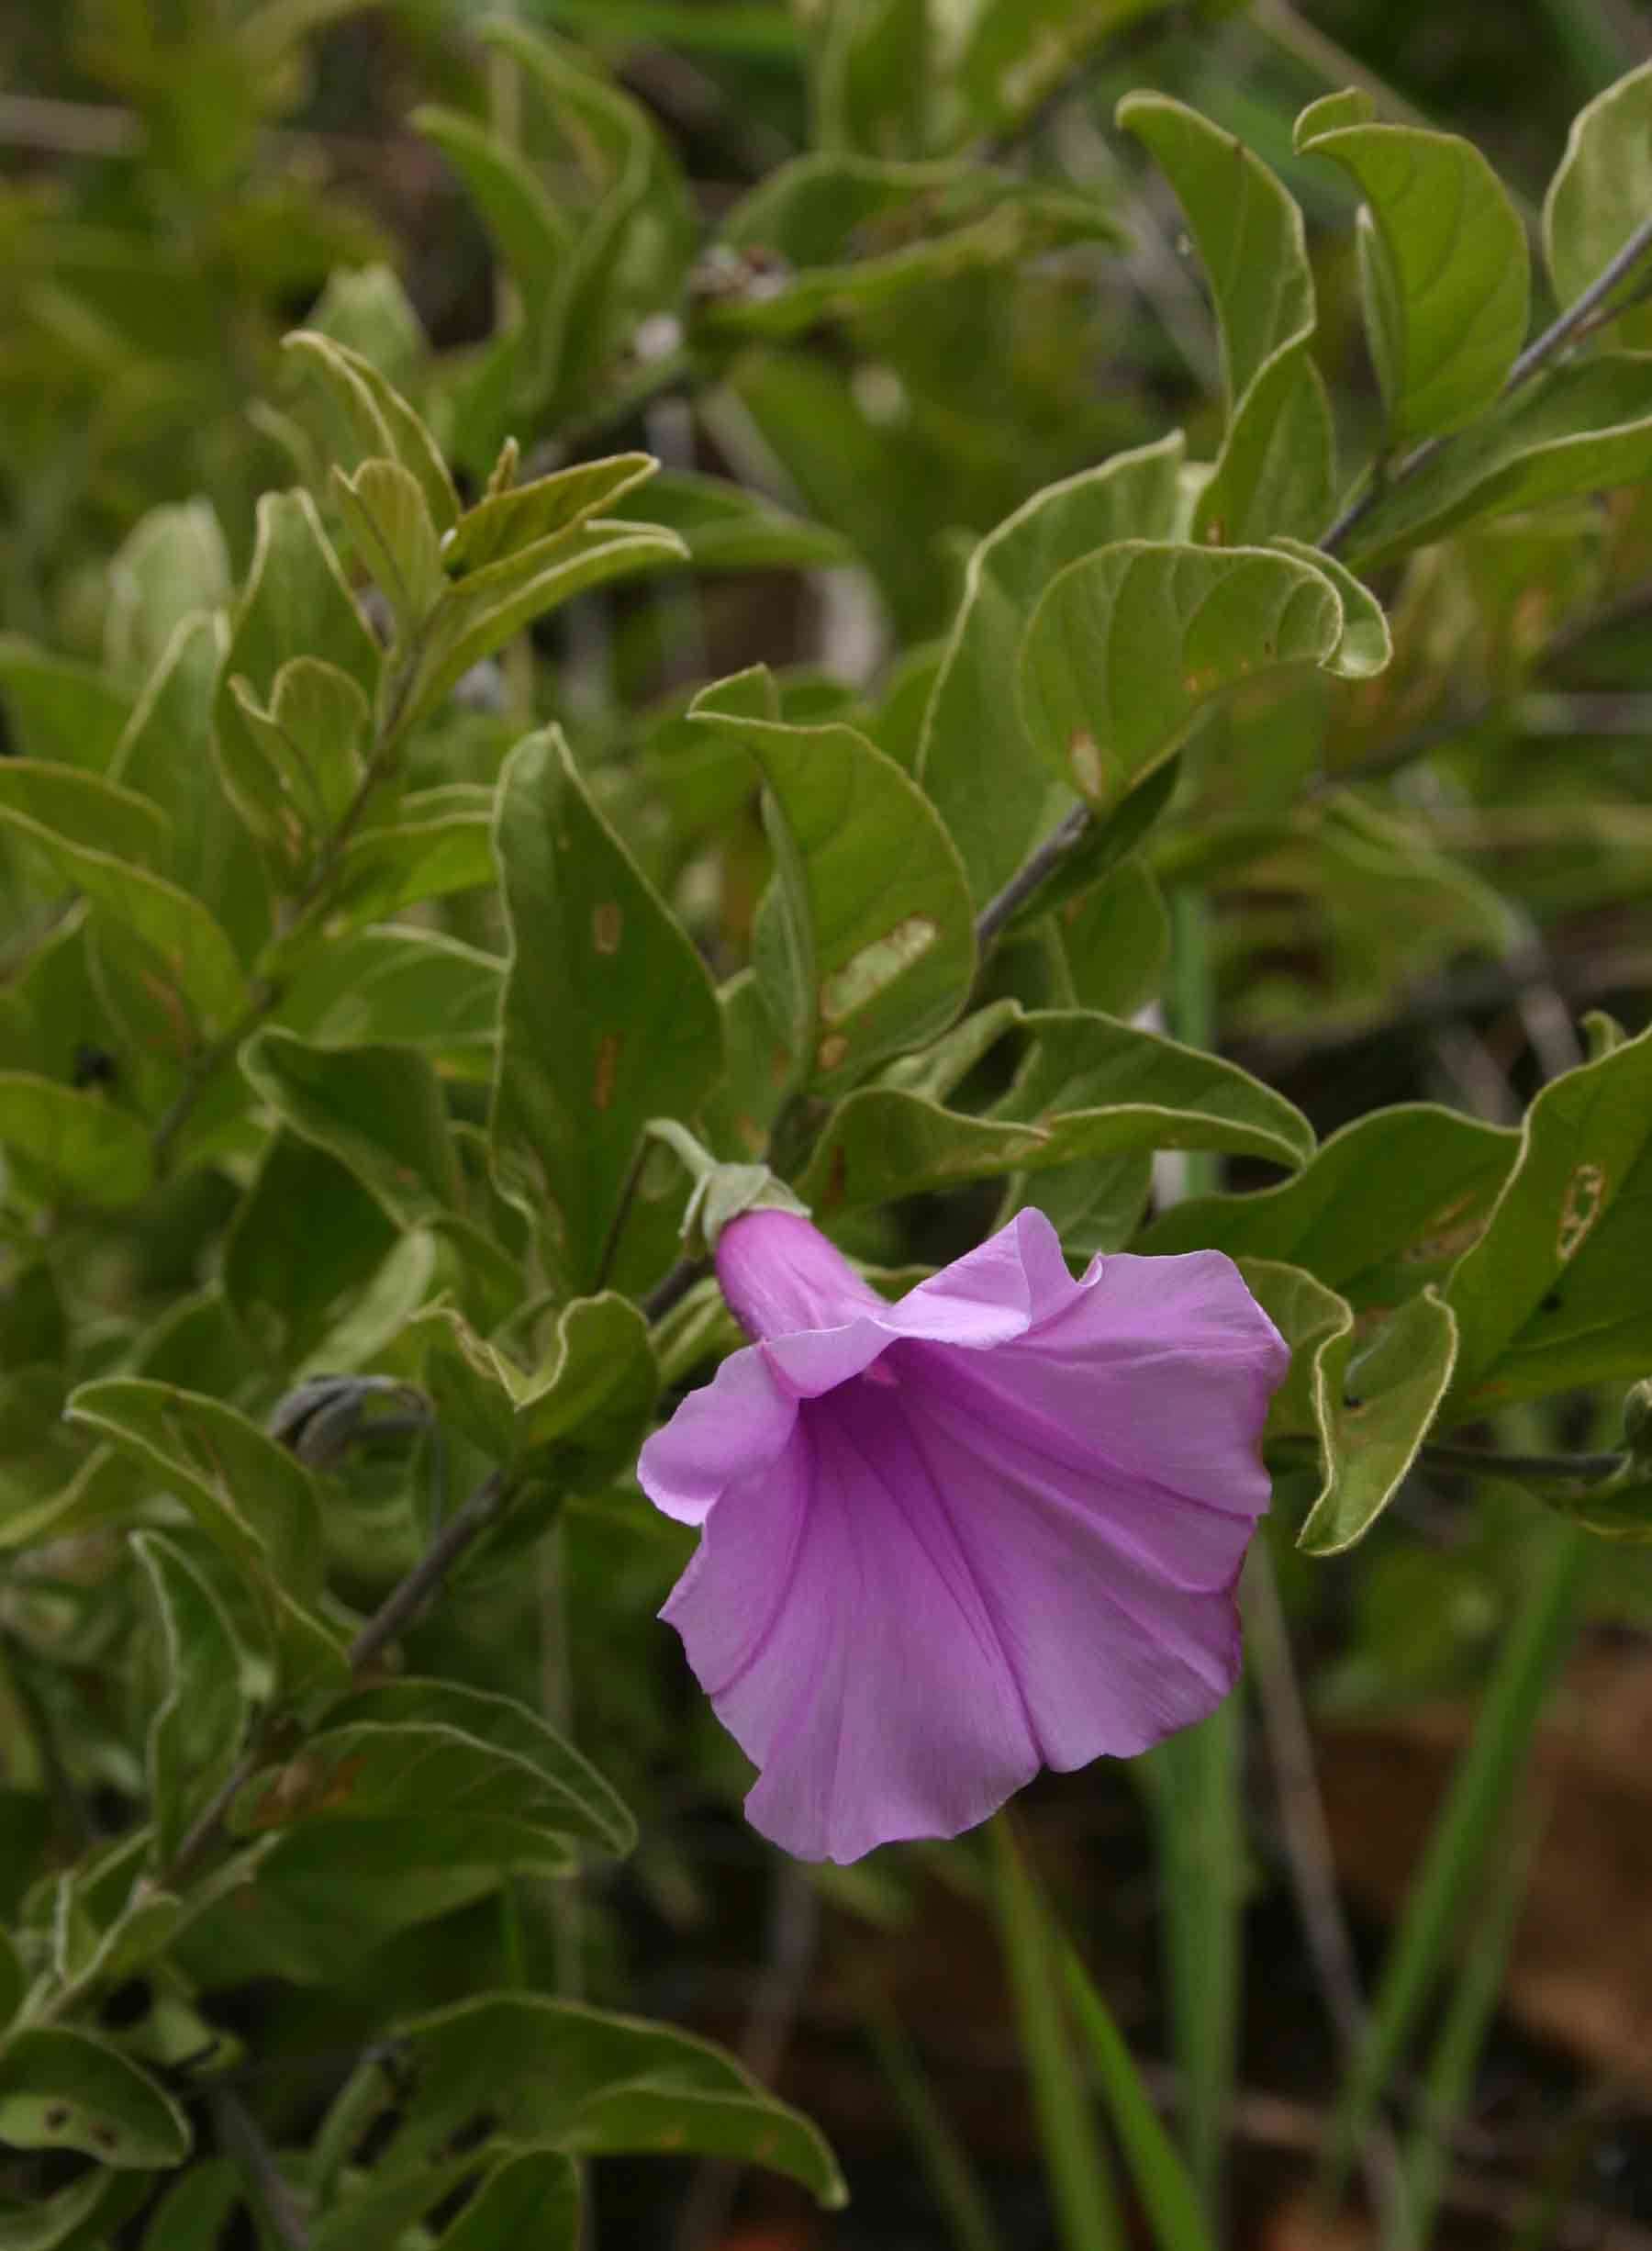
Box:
1420;1442;1626;1484
1323;208;1652;556
975;804;1093;950
348;1471;505;1674
1242;1549;1405;2231
642;1253;710;1323
672;1864;820;2251
210;2087;311;2249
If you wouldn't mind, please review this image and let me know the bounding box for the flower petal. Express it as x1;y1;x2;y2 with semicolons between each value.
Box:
882;1208;1074;1348
663;1383;1039;1862
637;1344;798;1525
936;1248;1288;1515
897;1357;1249;1766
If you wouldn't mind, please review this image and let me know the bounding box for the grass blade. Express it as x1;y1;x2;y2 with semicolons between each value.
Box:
991;1817;1124;2251
865;1999;1007;2251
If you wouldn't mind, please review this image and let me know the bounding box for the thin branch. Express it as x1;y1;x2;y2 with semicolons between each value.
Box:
210;2087;311;2250
348;1470;505;1674
1323;207;1652;556
1242;1550;1405;2232
1420;1442;1626;1485
642;1253;710;1324
974;803;1093;951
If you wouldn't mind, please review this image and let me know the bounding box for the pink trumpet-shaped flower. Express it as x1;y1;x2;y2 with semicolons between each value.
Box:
640;1207;1289;1864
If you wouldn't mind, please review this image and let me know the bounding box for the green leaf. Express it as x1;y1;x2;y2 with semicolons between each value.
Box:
0;1073;151;1207
64;1379;347;1696
0;636;133;773
0;2157;139;2246
0;759;171;873
134;1530;250;1868
610;469;854;571
414;1293;658;1490
797;1004;1312;1209
136;2162;243;2250
432;2152;581;2251
223;1131;397;1370
242;1031;463;1228
1116;93;1313;410
307;263;429;391
315;1993;846;2206
1137;1103;1518;1305
1444;1022;1652;1409
0;2028;189;2169
491;726;723;1293
330;458;445;633
0;1929;21;2033
940;0;1173;149
106;498;231;681
1017;541;1346;817
704;155;1123;338
111;613;272;967
441;454;657;576
402;522;686;729
691;667;976;1092
1294;93;1529;442
918;436;1185;905
811;0;928;158
413;106;575;400
1245;1262;1457;1553
1345;351;1652;566
1050;858;1169;1020
231;1681;633;1865
214;489;382;855
282;330;457;532
228;655;371;835
1544;59;1652;350
1267;540;1391;678
275;925;502;1069
1199;350;1335;549
479;17;698;420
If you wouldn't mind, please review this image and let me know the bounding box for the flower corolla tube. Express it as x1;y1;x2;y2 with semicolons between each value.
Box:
640;1207;1289;1864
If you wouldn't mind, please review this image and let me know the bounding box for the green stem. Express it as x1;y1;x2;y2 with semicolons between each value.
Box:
1320;1519;1591;2202
991;1818;1125;2251
866;1999;1007;2251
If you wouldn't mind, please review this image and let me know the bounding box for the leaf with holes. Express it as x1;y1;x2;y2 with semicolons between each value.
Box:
0;2029;189;2169
1445;1021;1652;1409
1245;1263;1458;1553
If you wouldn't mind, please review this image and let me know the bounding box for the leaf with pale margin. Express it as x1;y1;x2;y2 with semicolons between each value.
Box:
106;498;230;680
918;435;1184;905
311;1993;845;2208
1245;1262;1457;1553
0;1074;151;1208
1138;1103;1518;1306
1294;93;1528;443
412;106;575;398
1017;540;1345;817
1544;59;1652;351
692;666;976;1092
282;330;457;531
1121;93;1341;544
134;1530;249;1868
0;636;133;772
441;454;658;575
411;1293;658;1492
1343;353;1652;566
230;1680;633;1862
0;2029;189;2169
491;727;723;1293
242;1030;463;1229
64;1379;347;1698
704;153;1122;338
280;787;496;950
229;656;370;834
214;489;382;854
1445;1021;1652;1409
332;459;445;633
609;469;853;571
797;1003;1312;1209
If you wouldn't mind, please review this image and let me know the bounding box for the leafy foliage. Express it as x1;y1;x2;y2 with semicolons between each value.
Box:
2;6;1651;2243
